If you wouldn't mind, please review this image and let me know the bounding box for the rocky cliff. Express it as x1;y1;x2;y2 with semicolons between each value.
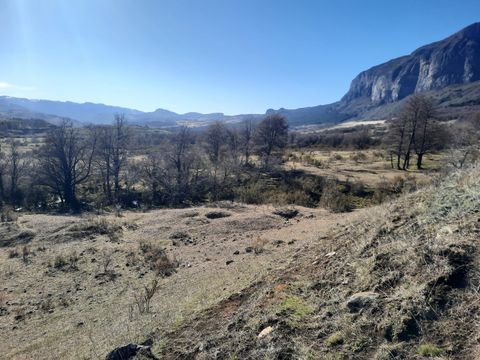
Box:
343;22;480;105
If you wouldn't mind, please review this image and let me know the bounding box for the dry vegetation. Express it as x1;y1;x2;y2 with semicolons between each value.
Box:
0;163;478;359
0;103;478;359
155;165;480;359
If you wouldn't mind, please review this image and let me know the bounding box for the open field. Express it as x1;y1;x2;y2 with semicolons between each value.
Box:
285;149;442;187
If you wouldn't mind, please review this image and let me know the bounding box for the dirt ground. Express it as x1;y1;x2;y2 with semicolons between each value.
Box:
0;203;363;360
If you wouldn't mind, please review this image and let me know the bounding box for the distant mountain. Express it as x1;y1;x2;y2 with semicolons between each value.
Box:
0;96;248;127
2;23;480;128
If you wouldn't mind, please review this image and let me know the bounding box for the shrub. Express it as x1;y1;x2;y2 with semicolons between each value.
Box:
235;183;265;204
70;217;122;239
22;245;31;263
252;237;269;254
8;247;19;259
320;181;352;213
1;210;18;223
140;241;178;277
418;344;442;357
350;152;368;163
329;153;344;162
54;255;68;269
325;332;344;346
101;250;113;274
133;278;160;314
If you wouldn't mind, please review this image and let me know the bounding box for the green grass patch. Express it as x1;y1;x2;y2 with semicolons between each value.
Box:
418;343;442;357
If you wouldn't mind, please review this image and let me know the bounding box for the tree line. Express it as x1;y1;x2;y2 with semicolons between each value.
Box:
0;113;289;212
0;94;477;213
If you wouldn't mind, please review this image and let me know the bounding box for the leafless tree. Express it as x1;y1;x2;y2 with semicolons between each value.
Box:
447;120;480;169
412;97;436;169
386;95;437;170
240;118;254;166
5;140;29;206
97;114;129;203
254;113;288;167
0;144;6;204
204;121;227;200
38;120;97;212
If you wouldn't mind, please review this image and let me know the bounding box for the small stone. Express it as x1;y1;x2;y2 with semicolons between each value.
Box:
226;260;234;265
233;251;240;255
257;326;274;339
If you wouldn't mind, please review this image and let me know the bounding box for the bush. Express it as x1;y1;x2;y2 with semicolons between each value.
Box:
8;248;19;258
1;210;18;223
418;343;442;357
320;180;352;213
70;218;122;239
350;152;368;163
54;255;68;269
234;183;265;204
252;237;269;254
325;332;344;346
140;241;178;277
133;278;159;314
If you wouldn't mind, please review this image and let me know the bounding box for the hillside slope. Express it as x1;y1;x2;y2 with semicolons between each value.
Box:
158;166;480;359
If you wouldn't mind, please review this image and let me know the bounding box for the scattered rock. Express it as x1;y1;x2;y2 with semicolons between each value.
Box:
205;211;231;219
273;208;299;219
245;247;253;253
170;231;196;245
257;326;274;339
287;239;296;245
226;260;234;265
346;292;379;313
105;343;159;360
233;251;240;255
272;240;285;247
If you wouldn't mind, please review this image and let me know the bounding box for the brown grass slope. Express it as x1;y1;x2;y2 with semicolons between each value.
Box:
158;166;480;359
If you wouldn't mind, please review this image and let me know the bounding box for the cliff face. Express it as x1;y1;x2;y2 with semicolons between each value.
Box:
343;23;480;105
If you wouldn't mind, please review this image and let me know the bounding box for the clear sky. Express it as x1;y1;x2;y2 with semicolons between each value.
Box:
1;0;479;114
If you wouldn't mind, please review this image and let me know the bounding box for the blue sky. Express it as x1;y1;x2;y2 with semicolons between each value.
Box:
1;0;479;114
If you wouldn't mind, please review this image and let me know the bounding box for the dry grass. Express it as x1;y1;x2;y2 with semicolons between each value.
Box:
155;165;480;359
0;163;477;359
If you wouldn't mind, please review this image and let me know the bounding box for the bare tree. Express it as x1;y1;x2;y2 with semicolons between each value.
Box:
447;120;480;169
240;118;254;166
5;140;28;206
413;97;436;169
204;121;227;200
96;114;129;204
166;126;194;204
39;120;97;212
112;114;129;201
0;144;6;205
386;95;438;170
254;113;288;167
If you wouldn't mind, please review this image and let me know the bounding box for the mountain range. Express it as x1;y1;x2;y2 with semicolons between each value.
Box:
1;22;480;127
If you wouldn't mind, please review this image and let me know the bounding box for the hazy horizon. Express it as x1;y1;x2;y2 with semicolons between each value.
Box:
1;0;479;115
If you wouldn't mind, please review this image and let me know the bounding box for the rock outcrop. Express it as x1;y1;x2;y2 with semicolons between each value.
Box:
343;22;480;105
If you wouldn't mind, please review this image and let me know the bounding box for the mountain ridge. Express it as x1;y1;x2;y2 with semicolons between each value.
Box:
2;22;480;127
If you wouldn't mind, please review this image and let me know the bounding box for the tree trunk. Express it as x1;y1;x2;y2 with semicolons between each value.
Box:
416;153;424;170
